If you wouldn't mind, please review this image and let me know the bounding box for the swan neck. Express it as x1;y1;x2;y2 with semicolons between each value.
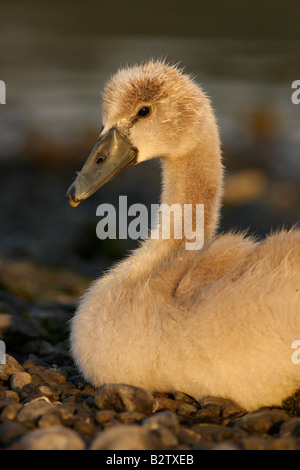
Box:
160;135;223;242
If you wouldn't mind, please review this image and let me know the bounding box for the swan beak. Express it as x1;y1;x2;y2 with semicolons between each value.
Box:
66;127;137;207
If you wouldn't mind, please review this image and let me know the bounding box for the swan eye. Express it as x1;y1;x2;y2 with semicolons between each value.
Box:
137;106;151;118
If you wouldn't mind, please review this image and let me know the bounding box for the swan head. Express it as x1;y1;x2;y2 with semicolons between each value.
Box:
67;60;211;207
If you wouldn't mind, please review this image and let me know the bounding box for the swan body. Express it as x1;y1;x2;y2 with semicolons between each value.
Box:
67;61;300;411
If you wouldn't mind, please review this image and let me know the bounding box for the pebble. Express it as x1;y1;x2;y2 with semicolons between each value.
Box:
191;424;225;441
10;372;32;391
4;390;20;402
18;426;86;450
177;403;198;415
1;327;300;450
241;435;300;450
17;399;59;424
173;391;196;404
90;425;162;450
153;397;179;413
94;409;116;424
177;427;202;446
153;426;178;447
143;410;179;433
94;383;154;415
0;421;27;445
38;385;60;401
0;355;24;381
38;413;62;428
73;419;95;438
1;403;23;421
27;368;68;387
117;411;146;424
235;409;289;435
279;417;300;437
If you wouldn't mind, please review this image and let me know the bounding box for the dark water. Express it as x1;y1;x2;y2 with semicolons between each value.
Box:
0;1;300;159
0;1;299;275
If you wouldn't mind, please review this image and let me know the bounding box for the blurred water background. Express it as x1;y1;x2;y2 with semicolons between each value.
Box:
0;0;299;283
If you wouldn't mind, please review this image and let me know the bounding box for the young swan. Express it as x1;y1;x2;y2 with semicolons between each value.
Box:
67;60;300;411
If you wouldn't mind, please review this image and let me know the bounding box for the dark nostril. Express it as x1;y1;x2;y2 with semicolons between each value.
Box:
96;155;104;164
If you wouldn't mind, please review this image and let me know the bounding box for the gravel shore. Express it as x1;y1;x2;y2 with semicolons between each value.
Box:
1;282;300;451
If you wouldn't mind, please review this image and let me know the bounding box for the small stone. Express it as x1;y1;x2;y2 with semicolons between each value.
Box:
241;436;300;450
266;437;300;450
0;386;8;399
191;424;224;440
143;411;179;434
177;403;198;415
73;419;95;438
19;383;43;401
221;400;245;419
0;421;27;445
94;409;116;424
4;390;20;402
236;409;289;435
211;442;240;450
191;441;216;450
94;383;154;415
152;397;179;413
90;425;162;450
62;395;77;404
23;358;40;370
10;372;32;391
1;403;23;421
17;398;58;424
56;404;76;420
84;395;96;408
279;417;300;437
193;408;221;424
30;374;48;387
0;399;14;411
19;426;86;450
173;392;196;404
38;414;62;428
0;355;24;381
28;368;68;387
153;427;178;447
57;382;81;399
213;426;247;443
177;427;202;446
117;411;146;424
69;375;86;389
81;384;97;396
26;365;47;373
38;385;60;401
198;396;223;417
